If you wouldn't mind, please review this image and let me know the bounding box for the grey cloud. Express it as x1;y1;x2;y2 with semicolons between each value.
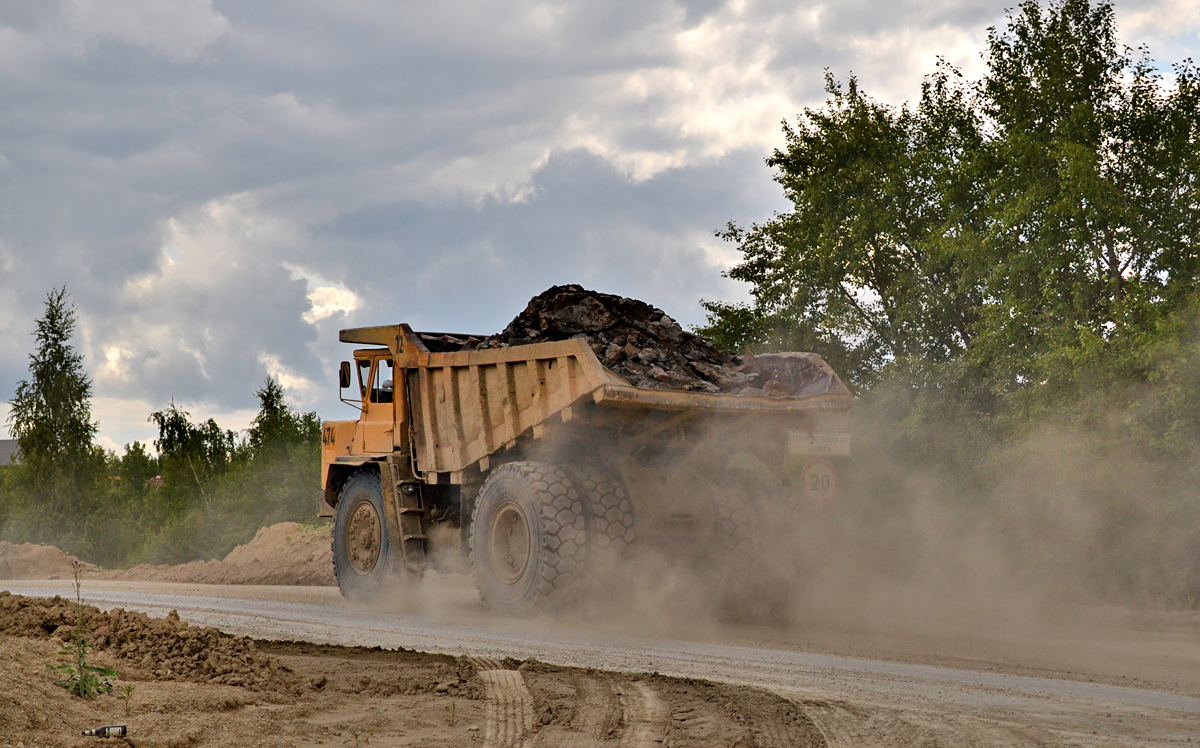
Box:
309;147;779;328
0;1;65;32
0;0;1194;445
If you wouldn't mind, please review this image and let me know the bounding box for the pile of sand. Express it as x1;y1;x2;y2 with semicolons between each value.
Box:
0;541;91;579
105;522;335;586
0;592;294;690
0;523;335;586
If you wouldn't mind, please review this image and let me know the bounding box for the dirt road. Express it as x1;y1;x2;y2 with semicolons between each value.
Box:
5;578;1199;746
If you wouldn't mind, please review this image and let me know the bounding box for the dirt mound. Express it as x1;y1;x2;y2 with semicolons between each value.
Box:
452;284;847;397
0;541;93;579
0;591;292;690
105;522;335;586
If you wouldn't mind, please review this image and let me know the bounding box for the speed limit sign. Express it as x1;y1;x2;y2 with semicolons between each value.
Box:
800;459;838;505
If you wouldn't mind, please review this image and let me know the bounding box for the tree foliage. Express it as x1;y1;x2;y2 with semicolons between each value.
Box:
700;0;1200;607
150;402;237;483
1;307;323;567
247;377;321;460
6;287;98;510
702;0;1200;430
135;376;321;563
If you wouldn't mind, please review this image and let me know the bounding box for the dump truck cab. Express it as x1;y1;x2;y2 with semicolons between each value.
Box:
320;326;417;505
319;350;394;490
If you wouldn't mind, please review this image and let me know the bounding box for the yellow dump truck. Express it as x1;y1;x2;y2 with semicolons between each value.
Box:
320;323;851;612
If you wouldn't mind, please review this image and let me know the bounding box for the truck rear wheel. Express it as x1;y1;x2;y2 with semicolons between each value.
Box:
333;470;392;601
566;464;635;559
470;461;588;613
714;483;760;560
713;481;790;623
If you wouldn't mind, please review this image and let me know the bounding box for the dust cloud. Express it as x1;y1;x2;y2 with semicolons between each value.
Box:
522;399;1200;644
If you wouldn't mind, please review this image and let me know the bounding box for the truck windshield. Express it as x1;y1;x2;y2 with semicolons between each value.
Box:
371;359;395;404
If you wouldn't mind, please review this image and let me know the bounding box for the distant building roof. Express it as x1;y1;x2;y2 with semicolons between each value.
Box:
0;439;21;466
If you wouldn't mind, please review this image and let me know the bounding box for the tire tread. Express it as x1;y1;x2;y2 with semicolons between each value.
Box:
470;461;588;609
566;464;636;557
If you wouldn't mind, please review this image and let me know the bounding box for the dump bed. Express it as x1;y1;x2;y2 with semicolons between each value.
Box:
357;325;852;477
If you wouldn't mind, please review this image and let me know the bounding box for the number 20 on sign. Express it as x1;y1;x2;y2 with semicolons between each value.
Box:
801;459;837;505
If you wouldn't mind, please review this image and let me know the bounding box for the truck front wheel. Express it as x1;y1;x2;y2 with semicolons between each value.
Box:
332;469;392;600
470;461;588;613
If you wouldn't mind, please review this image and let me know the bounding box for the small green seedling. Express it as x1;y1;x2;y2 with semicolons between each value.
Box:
343;730;372;747
116;684;136;716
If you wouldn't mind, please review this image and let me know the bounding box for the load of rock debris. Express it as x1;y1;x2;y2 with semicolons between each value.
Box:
422;285;847;397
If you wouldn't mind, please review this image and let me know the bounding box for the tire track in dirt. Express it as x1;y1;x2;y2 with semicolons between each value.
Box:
478;668;536;748
800;697;991;748
743;697;822;748
470;656;504;671
570;676;620;741
617;681;668;747
528;672;622;748
797;701;863;748
794;696;1050;747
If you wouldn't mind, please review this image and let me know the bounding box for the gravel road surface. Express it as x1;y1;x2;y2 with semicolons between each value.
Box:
5;579;1198;746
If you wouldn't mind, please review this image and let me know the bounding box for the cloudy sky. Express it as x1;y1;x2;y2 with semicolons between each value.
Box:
0;0;1197;451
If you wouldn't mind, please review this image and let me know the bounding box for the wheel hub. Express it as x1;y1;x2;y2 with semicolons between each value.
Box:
347;500;381;575
489;501;531;585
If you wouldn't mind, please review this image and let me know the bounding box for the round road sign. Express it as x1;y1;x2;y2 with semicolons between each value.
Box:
800;459;838;505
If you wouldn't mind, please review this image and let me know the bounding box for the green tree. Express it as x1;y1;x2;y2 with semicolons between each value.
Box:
149;401;237;496
702;62;987;388
116;441;159;493
246;377;320;460
702;0;1200;421
136;380;321;565
6;287;98;513
699;0;1200;608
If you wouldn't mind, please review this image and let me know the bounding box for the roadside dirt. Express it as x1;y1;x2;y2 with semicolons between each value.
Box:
0;592;288;690
99;523;335;587
1;591;824;748
0;523;335;587
0;541;92;579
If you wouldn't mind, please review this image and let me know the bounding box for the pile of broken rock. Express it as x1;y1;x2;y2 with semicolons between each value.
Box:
467;285;845;398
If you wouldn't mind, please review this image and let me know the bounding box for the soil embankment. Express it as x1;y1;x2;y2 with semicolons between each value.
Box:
102;522;336;586
0;541;92;579
0;522;336;586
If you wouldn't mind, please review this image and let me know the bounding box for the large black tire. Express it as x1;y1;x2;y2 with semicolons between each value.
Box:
469;461;588;613
715;468;794;564
714;482;760;561
712;480;790;623
332;470;392;601
565;464;636;558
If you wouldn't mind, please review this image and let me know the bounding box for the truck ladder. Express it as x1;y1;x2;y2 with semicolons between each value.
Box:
383;455;427;575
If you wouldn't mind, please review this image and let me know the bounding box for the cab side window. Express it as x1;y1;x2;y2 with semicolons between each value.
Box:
357;359;372;398
371;359;395;404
